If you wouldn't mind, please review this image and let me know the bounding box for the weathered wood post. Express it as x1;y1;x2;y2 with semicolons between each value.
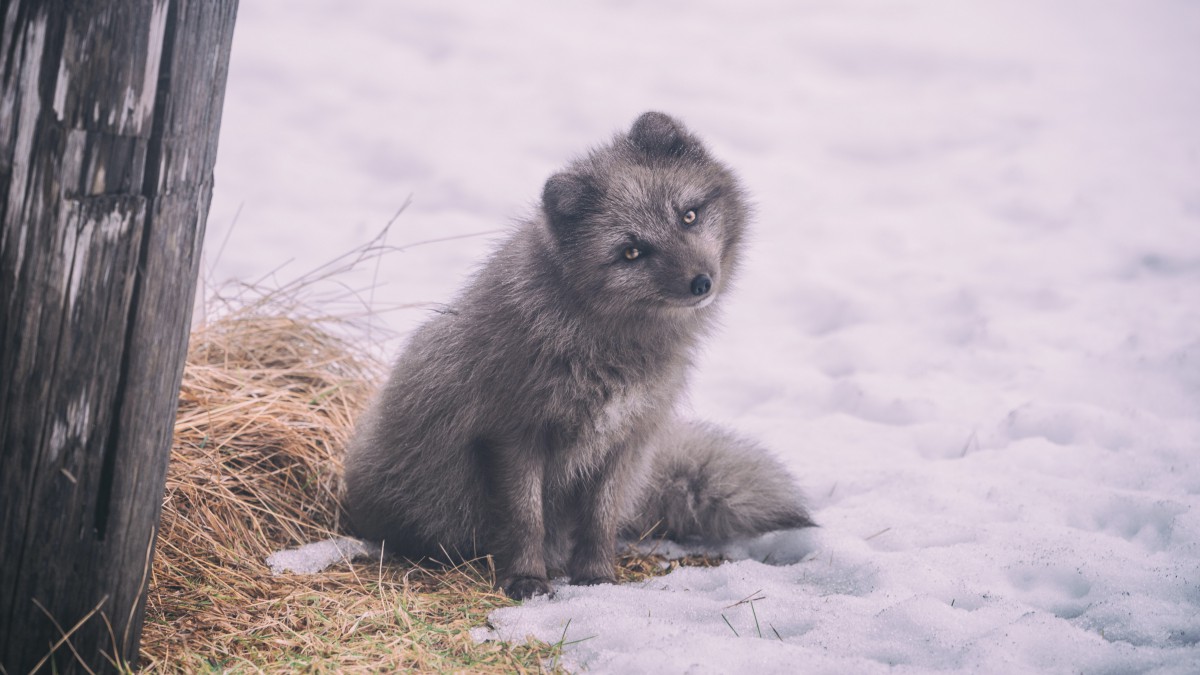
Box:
0;1;238;672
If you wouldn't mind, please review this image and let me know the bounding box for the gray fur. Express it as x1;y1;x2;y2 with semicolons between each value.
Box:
622;420;815;542
343;112;813;600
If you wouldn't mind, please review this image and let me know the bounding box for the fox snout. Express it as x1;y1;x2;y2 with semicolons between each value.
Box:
690;274;712;296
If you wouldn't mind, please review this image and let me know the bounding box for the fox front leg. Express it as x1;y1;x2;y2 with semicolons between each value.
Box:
568;449;637;586
486;446;553;600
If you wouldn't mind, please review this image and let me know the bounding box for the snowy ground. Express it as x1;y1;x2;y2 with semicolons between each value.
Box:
208;1;1200;672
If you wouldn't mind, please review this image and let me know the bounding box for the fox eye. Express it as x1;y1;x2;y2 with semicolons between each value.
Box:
623;246;641;261
682;209;697;225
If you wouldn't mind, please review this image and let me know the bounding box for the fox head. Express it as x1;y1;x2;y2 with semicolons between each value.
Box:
541;112;750;320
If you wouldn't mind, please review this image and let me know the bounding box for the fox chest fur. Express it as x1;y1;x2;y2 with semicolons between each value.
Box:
447;289;689;491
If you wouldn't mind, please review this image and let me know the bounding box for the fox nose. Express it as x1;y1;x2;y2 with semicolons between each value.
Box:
690;274;712;296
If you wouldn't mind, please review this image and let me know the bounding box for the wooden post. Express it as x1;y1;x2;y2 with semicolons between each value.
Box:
0;1;238;672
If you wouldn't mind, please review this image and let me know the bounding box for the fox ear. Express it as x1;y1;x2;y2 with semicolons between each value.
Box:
629;111;693;158
542;172;600;235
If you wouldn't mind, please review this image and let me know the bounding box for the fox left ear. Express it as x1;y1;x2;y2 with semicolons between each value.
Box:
629;111;696;158
542;171;600;236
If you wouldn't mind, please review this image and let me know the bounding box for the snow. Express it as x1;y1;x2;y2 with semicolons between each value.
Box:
265;537;381;576
211;1;1200;672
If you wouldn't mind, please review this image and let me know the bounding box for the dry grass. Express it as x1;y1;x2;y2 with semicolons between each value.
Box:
139;287;556;672
138;275;720;672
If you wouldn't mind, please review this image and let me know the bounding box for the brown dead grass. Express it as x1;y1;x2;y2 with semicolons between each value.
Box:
138;287;557;673
138;279;719;673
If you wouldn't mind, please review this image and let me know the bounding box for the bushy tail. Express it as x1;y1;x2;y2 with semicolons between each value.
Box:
622;419;815;543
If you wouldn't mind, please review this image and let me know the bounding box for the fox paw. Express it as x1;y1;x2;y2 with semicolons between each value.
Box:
504;576;553;600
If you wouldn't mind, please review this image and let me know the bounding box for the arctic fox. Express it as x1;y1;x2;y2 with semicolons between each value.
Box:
344;112;813;599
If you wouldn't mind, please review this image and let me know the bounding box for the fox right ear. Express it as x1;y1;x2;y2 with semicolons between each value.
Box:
629;111;693;158
542;172;599;235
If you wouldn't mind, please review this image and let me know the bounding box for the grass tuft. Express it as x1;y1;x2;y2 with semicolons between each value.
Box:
138;278;563;672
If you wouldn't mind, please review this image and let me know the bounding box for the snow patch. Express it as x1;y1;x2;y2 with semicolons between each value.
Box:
265;537;382;575
209;1;1200;671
